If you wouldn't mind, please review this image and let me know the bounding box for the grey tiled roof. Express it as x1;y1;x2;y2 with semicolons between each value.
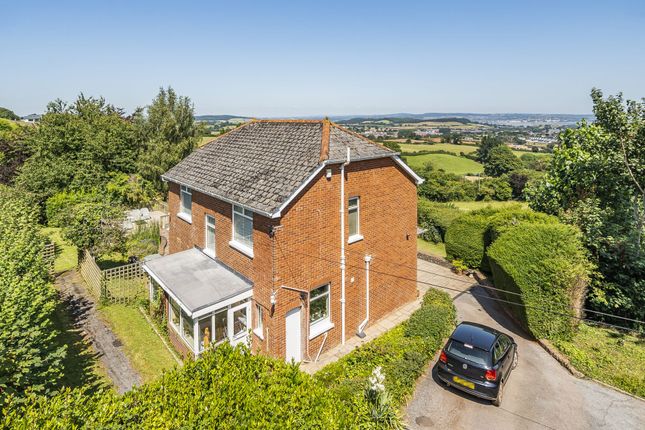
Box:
163;120;395;215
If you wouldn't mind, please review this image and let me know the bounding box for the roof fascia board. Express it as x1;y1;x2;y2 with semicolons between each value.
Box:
270;163;327;218
392;155;424;184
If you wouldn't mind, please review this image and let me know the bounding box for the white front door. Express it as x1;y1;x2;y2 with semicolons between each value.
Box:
228;301;250;346
285;307;302;363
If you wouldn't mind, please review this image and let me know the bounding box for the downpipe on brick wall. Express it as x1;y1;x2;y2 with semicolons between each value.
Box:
357;255;371;337
340;147;350;345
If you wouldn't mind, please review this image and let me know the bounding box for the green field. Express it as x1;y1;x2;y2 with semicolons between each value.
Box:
401;142;551;159
400;143;478;154
451;201;528;211
405;153;484;175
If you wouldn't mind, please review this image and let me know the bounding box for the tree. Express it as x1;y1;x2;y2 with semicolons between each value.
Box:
15;95;140;211
507;169;543;199
0;107;19;120
0;120;30;184
0;186;66;406
134;87;198;191
476;135;504;163
526;89;645;324
483;145;522;177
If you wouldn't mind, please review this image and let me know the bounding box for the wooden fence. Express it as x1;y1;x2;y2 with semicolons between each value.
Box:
78;250;148;304
42;242;56;274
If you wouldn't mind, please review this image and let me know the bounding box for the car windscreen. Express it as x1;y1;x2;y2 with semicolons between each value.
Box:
446;339;490;367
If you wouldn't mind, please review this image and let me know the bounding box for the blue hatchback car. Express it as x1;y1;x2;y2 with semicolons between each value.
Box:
436;322;518;406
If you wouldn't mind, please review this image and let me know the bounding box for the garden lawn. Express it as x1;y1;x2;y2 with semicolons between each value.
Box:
451;200;528;211
405;153;484;175
98;304;178;383
553;324;645;398
42;227;78;273
417;238;446;257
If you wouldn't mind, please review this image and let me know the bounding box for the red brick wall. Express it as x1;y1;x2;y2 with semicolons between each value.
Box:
165;156;417;360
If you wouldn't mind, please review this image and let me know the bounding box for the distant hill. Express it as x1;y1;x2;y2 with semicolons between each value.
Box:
195;115;251;122
337;117;473;125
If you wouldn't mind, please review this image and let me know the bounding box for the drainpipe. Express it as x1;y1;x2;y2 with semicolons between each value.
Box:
357;255;372;337
340;147;350;345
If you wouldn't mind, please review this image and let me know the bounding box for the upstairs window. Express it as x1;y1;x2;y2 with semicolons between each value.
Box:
232;205;253;251
348;197;361;240
179;185;192;221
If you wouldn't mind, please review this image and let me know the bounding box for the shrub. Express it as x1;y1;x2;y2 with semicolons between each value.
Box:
3;344;341;429
487;223;591;340
417;198;462;243
418;167;477;202
45;190;99;226
316;289;455;427
444;212;492;268
0;186;66;407
476;176;512;201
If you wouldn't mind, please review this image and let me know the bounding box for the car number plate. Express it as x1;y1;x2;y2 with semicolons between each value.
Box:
452;376;475;390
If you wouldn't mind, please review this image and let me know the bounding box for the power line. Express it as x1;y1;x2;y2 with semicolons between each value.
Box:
277;243;644;334
314;241;645;326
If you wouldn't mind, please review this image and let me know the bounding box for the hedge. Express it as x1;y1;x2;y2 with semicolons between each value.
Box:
315;289;455;426
2;290;455;429
487;223;590;340
445;205;556;271
417;198;461;243
0;186;66;407
2;344;341;429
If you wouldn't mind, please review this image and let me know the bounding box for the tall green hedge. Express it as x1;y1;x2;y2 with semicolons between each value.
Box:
3;344;340;429
417;198;462;243
445;205;556;271
0;186;66;407
487;223;591;340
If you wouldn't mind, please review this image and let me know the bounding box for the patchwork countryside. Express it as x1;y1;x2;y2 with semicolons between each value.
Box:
1;1;644;429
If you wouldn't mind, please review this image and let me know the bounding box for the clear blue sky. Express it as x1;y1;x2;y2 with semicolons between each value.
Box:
2;0;644;116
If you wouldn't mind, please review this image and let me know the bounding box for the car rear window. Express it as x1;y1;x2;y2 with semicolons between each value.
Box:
446;339;490;367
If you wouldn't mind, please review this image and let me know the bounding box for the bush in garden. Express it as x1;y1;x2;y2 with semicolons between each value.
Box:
2;344;341;429
444;211;493;268
417;198;462;243
0;186;66;407
487;223;591;340
316;289;455;428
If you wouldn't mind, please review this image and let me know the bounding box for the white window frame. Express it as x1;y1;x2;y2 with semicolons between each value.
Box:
348;196;363;244
309;284;334;339
204;214;216;258
229;204;254;258
254;304;264;339
178;185;192;223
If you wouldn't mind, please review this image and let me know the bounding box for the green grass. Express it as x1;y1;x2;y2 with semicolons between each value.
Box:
451;201;528;211
98;304;178;383
401;142;478;154
42;227;78;273
417;238;447;257
553;324;645;398
405;153;484;175
401;142;551;159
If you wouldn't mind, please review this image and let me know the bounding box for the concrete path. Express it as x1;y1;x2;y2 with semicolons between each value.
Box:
56;271;141;393
406;260;645;430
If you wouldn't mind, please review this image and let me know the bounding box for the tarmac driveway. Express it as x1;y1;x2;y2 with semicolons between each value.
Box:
406;259;645;430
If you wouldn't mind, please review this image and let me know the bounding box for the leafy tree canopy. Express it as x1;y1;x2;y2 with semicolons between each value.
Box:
0;107;19;120
527;88;645;324
483;145;522;177
476;135;504;163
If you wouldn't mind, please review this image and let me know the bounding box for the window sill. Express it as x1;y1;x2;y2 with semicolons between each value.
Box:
203;248;216;259
253;328;264;340
348;234;364;244
176;212;192;224
309;319;334;339
229;240;254;258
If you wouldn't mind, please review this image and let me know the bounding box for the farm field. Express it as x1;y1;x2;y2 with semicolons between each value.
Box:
405;153;484;175
400;142;551;159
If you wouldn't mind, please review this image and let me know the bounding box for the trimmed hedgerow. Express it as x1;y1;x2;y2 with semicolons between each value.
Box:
1;290;455;429
315;289;455;425
444;212;492;268
487;223;591;340
417;198;462;243
2;344;341;429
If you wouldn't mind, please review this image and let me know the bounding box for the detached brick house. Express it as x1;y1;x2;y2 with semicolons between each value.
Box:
143;119;423;361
